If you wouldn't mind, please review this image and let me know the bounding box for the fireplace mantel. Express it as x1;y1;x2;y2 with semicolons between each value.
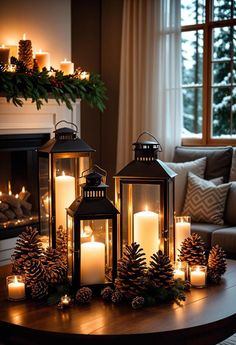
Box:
0;97;81;136
0;97;81;266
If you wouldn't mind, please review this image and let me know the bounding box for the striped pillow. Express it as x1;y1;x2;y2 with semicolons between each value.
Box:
182;172;230;225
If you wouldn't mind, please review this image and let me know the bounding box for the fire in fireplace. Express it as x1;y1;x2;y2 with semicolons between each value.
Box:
0;133;50;240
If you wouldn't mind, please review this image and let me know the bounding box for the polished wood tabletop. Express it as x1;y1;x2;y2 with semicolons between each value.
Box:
0;260;236;345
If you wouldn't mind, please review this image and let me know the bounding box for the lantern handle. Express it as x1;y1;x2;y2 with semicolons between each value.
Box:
135;131;162;152
81;164;107;182
55;120;78;133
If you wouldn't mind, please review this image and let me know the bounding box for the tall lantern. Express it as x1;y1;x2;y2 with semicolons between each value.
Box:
66;166;119;291
114;132;177;263
38;120;95;248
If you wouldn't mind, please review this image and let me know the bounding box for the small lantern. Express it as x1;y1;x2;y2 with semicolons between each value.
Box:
114;132;176;262
38;120;95;247
66;166;119;291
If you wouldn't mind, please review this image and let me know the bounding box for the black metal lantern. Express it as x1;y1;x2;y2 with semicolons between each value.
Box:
114;132;176;262
66;166;119;291
38;120;95;248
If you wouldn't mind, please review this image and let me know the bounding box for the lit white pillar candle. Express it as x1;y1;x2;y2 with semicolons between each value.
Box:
55;171;75;230
174;269;185;280
7;276;25;300
60;58;74;75
190;266;207;288
0;45;10;64
175;216;191;260
134;207;159;262
81;236;105;285
35;49;50;71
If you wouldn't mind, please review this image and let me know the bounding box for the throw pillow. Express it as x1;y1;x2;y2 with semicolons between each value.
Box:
182;172;230;225
165;157;206;215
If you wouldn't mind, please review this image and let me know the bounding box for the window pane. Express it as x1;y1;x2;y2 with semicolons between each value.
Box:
213;0;235;21
182;87;203;137
182;30;203;85
212;61;231;85
213;27;232;60
181;0;205;26
212;87;236;137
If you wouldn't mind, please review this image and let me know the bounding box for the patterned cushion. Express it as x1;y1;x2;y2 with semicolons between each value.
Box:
165;157;206;215
182;172;230;225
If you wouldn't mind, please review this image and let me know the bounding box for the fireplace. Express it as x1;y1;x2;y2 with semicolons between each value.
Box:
0;133;50;240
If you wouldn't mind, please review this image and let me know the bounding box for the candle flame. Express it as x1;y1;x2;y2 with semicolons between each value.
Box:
14;276;18;284
1;44;5;48
145;205;148;212
15;194;19;199
91;235;94;242
0;191;2;196
22;186;25;193
64;58;67;62
23;33;26;40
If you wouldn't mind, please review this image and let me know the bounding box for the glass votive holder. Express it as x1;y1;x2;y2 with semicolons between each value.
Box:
60;294;71;308
173;261;188;281
6;275;26;301
189;265;207;288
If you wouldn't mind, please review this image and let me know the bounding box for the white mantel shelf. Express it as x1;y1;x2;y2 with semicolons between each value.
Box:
0;97;81;136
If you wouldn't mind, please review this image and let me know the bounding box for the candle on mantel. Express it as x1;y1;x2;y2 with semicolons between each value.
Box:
8;181;12;196
35;49;50;71
190;266;207;288
55;171;75;230
134;206;159;263
81;235;105;285
7;275;25;300
0;45;10;64
80;71;90;80
60;58;74;75
175;216;191;260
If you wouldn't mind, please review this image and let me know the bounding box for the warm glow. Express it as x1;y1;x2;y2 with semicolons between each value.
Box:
0;191;2;196
1;44;5;48
14;276;18;284
145;205;148;211
62;171;65;176
23;33;26;40
22;186;25;193
15;194;19;199
91;235;94;242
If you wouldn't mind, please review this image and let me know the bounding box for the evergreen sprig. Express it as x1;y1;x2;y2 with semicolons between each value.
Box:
0;64;107;111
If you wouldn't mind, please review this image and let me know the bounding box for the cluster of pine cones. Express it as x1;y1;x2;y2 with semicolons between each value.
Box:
11;226;67;300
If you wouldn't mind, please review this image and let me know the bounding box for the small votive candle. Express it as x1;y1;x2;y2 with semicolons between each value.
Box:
173;261;187;281
60;58;74;75
6;275;25;301
80;71;90;80
190;265;207;288
60;294;71;308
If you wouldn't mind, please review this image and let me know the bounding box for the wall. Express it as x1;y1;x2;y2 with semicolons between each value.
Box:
72;0;123;199
0;0;71;69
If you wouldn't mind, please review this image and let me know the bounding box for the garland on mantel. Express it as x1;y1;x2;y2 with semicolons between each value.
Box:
0;58;107;111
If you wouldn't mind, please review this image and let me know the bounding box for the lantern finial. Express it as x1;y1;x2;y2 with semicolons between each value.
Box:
133;131;162;161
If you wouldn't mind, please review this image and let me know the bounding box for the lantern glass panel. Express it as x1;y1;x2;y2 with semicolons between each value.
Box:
121;182;161;263
38;155;50;245
54;154;90;231
80;219;113;285
168;181;175;260
67;214;74;284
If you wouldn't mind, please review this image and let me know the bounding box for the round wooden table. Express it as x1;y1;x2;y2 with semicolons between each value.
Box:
0;260;236;345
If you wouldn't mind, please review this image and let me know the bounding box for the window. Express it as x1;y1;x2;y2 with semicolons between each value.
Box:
181;0;236;145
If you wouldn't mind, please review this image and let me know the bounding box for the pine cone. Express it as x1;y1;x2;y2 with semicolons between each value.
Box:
101;286;113;301
115;242;147;300
147;250;174;289
24;258;46;289
207;244;227;284
131;296;145;309
12;226;44;275
31;280;48;300
56;226;68;265
76;287;93;303
18;39;33;69
178;233;206;265
111;290;123;303
43;247;67;285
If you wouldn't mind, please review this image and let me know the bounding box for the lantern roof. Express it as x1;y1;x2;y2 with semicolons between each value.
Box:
38;120;95;153
115;159;177;179
67;197;119;216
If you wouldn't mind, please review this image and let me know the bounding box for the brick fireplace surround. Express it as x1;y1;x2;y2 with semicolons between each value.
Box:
0;97;80;265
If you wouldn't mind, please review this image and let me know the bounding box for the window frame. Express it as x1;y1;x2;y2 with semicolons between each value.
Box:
181;0;236;146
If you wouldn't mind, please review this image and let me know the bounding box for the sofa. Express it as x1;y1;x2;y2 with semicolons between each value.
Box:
167;146;236;259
